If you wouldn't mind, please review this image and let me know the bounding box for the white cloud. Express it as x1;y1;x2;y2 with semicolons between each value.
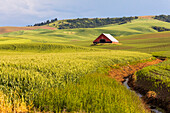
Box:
0;0;95;17
0;0;169;26
0;0;68;26
0;0;48;16
0;0;97;26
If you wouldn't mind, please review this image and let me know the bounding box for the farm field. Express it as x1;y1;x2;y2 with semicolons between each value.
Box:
0;18;170;112
0;50;152;112
0;26;57;34
93;32;170;53
0;43;99;53
0;19;170;54
0;19;170;45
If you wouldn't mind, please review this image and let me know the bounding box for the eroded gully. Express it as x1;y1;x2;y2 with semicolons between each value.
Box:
109;59;167;113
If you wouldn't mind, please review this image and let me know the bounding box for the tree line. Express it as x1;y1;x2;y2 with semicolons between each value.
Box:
152;26;170;32
27;18;58;27
28;16;138;29
57;17;138;29
154;15;170;22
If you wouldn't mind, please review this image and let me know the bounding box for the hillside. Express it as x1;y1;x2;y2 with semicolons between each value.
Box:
33;16;138;29
0;18;170;112
32;15;169;30
1;19;170;45
0;26;57;34
0;49;151;112
138;15;155;19
154;15;170;22
0;43;98;52
93;32;170;53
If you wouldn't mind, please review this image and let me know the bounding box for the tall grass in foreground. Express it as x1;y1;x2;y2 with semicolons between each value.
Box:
0;91;29;112
0;51;152;112
35;74;148;112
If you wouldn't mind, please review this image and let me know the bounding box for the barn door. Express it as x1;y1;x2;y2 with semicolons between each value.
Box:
100;39;106;43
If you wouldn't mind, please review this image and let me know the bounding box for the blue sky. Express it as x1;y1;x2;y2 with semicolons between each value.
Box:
0;0;170;26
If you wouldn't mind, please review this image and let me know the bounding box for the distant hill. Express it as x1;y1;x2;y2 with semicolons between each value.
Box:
1;19;170;45
0;26;57;34
32;15;170;30
33;16;138;29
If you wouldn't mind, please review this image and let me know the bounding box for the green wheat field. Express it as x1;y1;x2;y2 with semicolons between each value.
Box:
0;18;169;112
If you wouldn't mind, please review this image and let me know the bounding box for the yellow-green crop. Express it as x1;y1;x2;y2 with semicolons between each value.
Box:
0;50;151;112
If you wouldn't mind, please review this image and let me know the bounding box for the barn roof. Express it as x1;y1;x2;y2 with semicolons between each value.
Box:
102;33;119;42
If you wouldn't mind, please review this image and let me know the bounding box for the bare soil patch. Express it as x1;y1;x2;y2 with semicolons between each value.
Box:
138;16;155;19
109;59;162;82
0;26;57;34
109;59;170;112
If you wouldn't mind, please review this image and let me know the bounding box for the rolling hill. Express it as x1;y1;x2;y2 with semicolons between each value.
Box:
33;16;137;29
0;17;170;112
0;26;57;34
0;19;170;50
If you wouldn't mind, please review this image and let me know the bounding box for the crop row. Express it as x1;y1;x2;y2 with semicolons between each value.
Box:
0;51;151;112
0;43;98;52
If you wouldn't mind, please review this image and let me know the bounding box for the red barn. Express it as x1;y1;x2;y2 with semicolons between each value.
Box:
93;33;119;44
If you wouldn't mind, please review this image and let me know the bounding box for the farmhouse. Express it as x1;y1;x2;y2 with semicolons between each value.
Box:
93;33;119;44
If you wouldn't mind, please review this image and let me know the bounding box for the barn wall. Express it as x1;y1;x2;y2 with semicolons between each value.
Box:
112;42;119;43
93;34;111;43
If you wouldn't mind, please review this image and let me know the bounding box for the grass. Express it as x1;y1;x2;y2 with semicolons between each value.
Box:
0;91;29;113
136;59;170;93
152;51;170;59
0;18;170;112
0;26;56;34
0;50;152;112
0;19;170;45
1;19;170;55
0;43;99;52
90;31;170;53
135;51;170;103
35;74;148;112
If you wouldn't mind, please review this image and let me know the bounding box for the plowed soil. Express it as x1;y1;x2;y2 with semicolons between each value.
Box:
0;26;57;34
138;16;155;19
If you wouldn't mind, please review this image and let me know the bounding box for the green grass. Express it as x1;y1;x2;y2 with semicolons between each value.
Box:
0;19;170;55
0;43;99;52
47;16;136;29
136;59;170;93
35;74;148;112
0;50;152;112
90;31;170;54
152;51;170;59
0;19;170;45
135;51;170;103
0;18;170;112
